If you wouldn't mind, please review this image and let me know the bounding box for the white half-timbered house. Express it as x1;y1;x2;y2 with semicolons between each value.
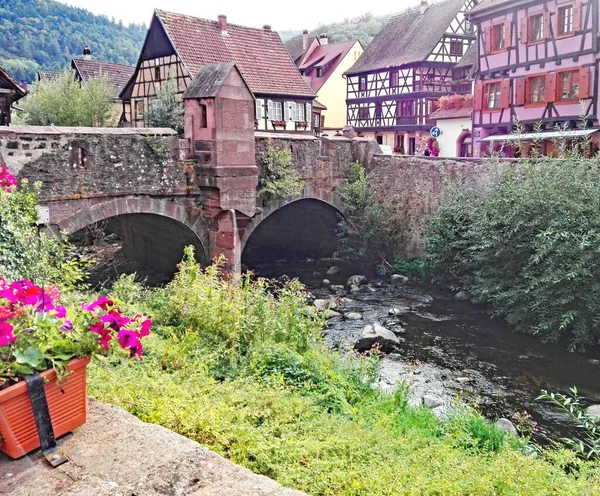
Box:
345;0;477;154
121;10;316;132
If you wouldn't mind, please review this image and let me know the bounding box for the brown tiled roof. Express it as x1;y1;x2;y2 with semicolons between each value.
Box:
345;0;467;75
468;0;514;16
0;67;27;101
182;62;252;99
285;38;309;64
71;59;135;99
455;43;477;69
37;71;61;82
155;9;315;98
430;106;472;119
299;40;358;92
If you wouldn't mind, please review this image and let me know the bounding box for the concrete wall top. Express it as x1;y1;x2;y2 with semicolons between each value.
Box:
0;126;177;136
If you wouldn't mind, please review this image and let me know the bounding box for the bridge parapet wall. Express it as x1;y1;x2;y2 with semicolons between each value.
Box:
0;126;192;202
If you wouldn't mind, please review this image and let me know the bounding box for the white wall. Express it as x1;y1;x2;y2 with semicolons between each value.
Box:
435;118;471;157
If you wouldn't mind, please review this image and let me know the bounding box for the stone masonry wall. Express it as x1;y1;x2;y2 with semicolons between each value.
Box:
0;126;193;201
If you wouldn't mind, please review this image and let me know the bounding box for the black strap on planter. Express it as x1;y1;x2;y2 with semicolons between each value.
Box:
25;373;69;467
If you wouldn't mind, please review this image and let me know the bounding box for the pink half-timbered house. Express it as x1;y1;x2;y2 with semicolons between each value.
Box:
345;0;477;155
470;0;600;156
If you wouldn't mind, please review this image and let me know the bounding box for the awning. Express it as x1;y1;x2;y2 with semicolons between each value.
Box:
480;129;599;142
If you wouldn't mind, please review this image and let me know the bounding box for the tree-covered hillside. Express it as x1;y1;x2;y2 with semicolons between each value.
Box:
286;12;399;47
0;0;146;82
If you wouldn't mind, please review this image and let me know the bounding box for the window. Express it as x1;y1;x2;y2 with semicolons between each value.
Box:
198;104;207;128
294;102;305;122
450;40;463;56
558;70;579;100
485;82;502;109
558;6;573;35
526;75;546;104
375;103;382;119
492;23;506;51
154;66;161;80
465;21;474;34
358;105;369;120
530;14;544;41
255;99;263;120
135;100;144;120
396;100;415;117
316;67;323;77
267;100;282;120
389;71;399;88
359;77;367;92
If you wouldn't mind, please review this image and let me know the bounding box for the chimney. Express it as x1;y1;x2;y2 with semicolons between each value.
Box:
218;15;228;35
83;45;92;60
319;33;328;45
263;24;271;31
302;29;309;50
420;0;428;15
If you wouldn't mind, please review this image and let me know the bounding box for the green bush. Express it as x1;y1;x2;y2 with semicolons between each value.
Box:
259;146;303;200
428;149;600;349
0;179;87;288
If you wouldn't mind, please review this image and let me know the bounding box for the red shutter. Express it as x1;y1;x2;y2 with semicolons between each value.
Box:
573;2;582;32
520;16;528;44
474;82;484;111
543;12;551;39
500;79;511;108
505;20;513;48
580;67;591;98
485;26;492;53
545;73;557;102
516;77;526;105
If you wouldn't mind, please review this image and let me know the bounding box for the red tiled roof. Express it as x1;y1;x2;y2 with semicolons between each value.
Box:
155;9;315;98
0;67;27;101
299;40;357;92
430;106;472;120
71;59;135;99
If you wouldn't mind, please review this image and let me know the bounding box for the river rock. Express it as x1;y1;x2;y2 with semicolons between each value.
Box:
349;285;360;294
586;405;600;420
324;310;341;319
423;395;443;409
389;308;403;316
456;377;471;384
354;324;401;352
347;275;368;287
454;291;471;301
306;257;315;263
390;274;410;284
330;285;345;293
345;312;363;320
326;266;340;276
495;418;518;436
313;299;337;311
588;359;600;365
321;279;331;287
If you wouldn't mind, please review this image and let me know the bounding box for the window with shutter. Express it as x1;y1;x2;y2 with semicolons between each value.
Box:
267;100;273;118
558;5;574;35
306;103;312;123
284;102;291;121
255;99;263;119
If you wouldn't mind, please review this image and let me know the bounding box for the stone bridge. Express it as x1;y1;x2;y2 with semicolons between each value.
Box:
0;124;379;276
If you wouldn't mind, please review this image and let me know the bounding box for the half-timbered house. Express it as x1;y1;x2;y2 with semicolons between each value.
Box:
0;67;26;126
122;10;316;132
470;0;600;157
345;0;477;154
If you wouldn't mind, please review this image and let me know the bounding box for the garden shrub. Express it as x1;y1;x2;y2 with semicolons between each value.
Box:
428;145;600;349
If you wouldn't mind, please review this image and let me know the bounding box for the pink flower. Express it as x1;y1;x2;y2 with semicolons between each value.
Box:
52;306;67;319
117;329;144;359
82;296;114;312
140;319;152;336
100;309;131;331
0;321;15;347
0;166;17;192
0;306;14;322
61;319;73;332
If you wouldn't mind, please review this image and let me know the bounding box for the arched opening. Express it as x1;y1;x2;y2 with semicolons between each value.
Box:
457;130;472;158
69;213;207;287
242;199;341;279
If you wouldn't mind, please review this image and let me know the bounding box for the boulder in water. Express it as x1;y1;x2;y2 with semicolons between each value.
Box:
354;324;401;352
346;275;368;287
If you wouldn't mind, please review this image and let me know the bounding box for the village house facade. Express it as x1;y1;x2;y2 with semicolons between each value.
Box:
0;67;26;126
287;32;364;131
345;0;477;155
469;0;600;157
121;10;316;133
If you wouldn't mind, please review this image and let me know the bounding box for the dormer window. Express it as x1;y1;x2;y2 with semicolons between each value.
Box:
450;40;463;56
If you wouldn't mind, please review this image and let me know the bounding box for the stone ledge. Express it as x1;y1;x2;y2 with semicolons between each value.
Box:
0;398;307;496
0;126;177;136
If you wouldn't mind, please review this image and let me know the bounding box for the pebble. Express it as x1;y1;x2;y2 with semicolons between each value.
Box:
326;266;340;275
456;377;471;383
389;308;403;316
345;312;363;320
390;274;410;284
423;395;443;409
324;310;341;319
495;418;518;436
454;291;471;301
321;279;331;287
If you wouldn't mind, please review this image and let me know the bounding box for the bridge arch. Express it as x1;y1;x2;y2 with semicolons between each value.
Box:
53;196;210;280
241;187;345;272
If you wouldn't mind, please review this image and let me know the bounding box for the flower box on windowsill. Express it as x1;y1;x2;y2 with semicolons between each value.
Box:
0;356;90;459
271;120;287;130
295;121;308;131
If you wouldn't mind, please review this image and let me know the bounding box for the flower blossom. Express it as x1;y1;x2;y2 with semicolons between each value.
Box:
0;166;17;192
0;321;15;347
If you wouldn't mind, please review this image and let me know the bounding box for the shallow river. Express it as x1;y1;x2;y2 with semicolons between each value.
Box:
254;259;600;443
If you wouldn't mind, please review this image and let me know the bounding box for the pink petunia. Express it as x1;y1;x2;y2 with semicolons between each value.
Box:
117;329;144;359
100;309;131;331
0;321;15;347
82;296;114;312
52;306;67;319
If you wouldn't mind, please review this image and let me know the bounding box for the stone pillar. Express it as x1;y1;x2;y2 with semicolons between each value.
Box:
209;210;241;275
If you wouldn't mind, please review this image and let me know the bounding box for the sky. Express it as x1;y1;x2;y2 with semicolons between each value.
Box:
57;0;423;31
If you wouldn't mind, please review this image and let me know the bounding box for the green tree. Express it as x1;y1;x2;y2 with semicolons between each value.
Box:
148;78;184;134
18;71;115;127
259;146;303;200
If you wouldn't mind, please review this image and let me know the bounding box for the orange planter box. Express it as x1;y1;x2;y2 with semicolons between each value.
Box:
0;356;90;459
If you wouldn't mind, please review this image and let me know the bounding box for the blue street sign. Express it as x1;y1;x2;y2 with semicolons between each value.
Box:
430;126;441;138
